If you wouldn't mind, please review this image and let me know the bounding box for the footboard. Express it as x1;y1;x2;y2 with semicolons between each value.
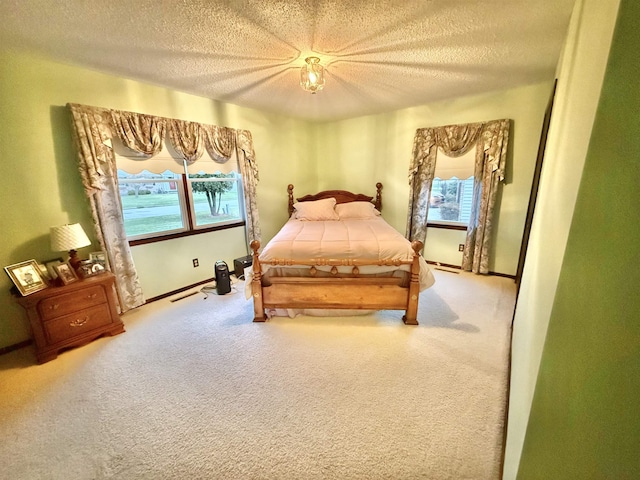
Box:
250;240;423;325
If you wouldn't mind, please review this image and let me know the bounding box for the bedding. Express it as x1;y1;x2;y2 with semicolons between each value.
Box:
253;216;434;290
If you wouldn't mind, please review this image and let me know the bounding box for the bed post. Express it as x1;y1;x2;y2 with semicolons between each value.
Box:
403;240;423;325
287;184;295;217
250;240;266;322
374;182;383;211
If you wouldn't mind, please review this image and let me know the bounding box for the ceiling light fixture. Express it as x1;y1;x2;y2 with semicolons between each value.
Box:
300;57;325;94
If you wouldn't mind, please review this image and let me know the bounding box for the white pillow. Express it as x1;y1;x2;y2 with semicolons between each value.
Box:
293;198;339;221
335;201;381;219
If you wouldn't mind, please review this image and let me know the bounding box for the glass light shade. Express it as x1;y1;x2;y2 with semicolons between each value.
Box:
300;57;325;94
50;223;91;252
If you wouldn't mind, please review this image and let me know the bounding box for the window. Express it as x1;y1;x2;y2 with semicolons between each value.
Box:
427;148;475;227
428;177;474;225
115;141;244;242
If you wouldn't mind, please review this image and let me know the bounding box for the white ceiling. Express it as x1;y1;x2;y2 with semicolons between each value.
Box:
0;1;576;122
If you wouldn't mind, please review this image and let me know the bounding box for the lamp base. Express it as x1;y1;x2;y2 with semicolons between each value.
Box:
68;249;82;271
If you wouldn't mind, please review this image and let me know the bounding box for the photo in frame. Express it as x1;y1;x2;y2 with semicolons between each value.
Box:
78;259;106;278
5;259;49;296
89;251;107;272
44;257;64;280
54;262;79;285
37;263;51;282
89;251;106;265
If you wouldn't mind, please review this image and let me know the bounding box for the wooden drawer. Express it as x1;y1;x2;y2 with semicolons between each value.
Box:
39;285;107;320
44;304;113;344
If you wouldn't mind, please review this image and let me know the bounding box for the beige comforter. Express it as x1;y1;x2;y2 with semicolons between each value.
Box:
252;217;435;291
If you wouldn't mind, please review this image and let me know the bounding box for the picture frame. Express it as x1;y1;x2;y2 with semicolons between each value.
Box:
37;263;51;282
53;262;79;285
5;259;49;296
77;259;106;278
44;257;64;280
89;251;106;265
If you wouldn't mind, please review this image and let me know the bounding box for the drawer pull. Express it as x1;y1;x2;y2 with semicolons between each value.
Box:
87;293;98;300
49;304;60;311
70;317;89;327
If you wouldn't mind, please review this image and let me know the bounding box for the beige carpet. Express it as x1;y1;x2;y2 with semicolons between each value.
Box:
0;270;515;479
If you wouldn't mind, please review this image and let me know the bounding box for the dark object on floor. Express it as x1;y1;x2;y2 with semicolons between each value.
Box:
233;255;253;279
215;260;231;295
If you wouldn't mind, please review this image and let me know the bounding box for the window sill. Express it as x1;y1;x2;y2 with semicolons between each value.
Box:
426;222;467;231
129;220;246;246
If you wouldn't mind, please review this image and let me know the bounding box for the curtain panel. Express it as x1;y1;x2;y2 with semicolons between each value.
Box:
68;103;260;309
235;129;261;244
406;119;510;274
69;104;145;312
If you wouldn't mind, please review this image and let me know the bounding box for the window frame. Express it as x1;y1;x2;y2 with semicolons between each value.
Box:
186;172;246;232
117;168;245;247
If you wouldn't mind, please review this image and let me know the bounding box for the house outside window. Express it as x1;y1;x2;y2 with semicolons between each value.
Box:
427;148;475;227
428;176;474;225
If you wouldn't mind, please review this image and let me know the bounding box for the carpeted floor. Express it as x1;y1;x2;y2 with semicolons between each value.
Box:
0;270;515;479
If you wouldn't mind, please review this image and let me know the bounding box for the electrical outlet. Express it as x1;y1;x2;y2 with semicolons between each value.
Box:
458;244;464;252
192;258;199;267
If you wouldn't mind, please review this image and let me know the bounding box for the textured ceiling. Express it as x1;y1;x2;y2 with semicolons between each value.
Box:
0;1;576;121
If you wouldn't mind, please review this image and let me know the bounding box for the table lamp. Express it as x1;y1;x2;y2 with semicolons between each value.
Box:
50;223;91;271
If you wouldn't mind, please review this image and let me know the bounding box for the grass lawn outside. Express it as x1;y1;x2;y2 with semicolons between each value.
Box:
122;192;241;236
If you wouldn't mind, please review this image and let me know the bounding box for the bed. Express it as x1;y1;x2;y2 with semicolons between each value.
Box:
248;183;434;324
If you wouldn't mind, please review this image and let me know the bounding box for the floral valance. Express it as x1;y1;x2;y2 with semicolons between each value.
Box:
70;104;250;191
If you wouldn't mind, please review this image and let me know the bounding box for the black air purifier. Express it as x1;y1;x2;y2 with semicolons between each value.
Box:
215;260;231;295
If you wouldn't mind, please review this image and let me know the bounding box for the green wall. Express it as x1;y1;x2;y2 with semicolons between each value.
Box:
517;0;640;476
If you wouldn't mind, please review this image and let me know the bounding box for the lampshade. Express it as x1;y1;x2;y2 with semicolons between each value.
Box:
50;223;91;252
300;57;325;94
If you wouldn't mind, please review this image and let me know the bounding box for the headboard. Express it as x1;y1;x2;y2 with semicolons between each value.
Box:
287;183;383;217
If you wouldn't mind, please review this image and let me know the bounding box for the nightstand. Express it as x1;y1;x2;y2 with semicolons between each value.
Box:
16;272;125;363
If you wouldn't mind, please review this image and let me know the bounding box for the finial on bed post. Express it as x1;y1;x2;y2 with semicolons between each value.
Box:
250;240;261;274
287;184;295;217
375;182;383;212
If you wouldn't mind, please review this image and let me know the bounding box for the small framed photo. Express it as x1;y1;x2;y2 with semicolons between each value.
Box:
5;259;49;296
37;263;51;282
44;257;64;280
54;262;79;285
77;259;106;278
89;251;106;265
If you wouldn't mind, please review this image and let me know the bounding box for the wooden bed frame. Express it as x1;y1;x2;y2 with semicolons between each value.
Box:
250;183;424;325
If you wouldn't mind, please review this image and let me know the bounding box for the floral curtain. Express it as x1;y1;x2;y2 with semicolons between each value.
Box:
167;119;205;164
110;111;165;157
68;104;145;312
235;129;261;244
406;119;510;274
462;119;510;273
204;126;235;163
405;128;438;243
68;103;260;306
